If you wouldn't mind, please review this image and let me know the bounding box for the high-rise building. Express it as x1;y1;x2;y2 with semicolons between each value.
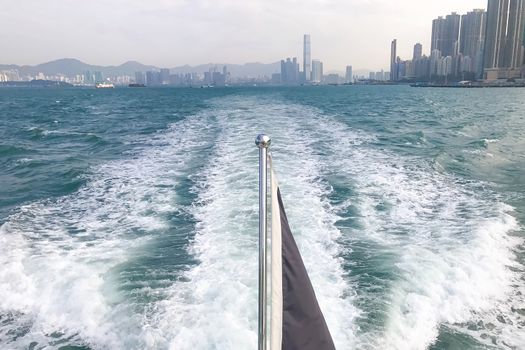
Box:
160;69;170;84
222;66;229;84
430;49;442;76
397;57;410;80
212;71;226;86
377;70;385;81
414;56;431;80
390;39;398;81
431;17;445;55
84;70;93;84
135;72;145;84
432;13;461;58
94;71;104;83
345;65;353;83
311;59;323;83
460;9;486;78
413;43;423;61
484;0;525;79
324;73;339;84
146;71;161;86
281;57;300;83
303;34;311;81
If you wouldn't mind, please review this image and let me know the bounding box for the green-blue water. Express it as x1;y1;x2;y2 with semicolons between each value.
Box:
0;86;524;349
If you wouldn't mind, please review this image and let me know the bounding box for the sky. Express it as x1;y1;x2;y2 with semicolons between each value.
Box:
1;0;487;71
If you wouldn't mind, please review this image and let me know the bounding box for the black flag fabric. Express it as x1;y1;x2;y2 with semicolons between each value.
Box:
270;158;335;350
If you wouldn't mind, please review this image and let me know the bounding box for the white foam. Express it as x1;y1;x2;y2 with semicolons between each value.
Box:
2;93;523;349
147;96;358;349
311;117;524;349
0;114;216;349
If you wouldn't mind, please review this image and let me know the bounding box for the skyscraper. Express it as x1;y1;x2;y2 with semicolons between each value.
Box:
281;57;300;83
484;0;525;79
390;39;398;81
311;60;323;83
146;71;161;86
160;68;170;84
135;71;145;84
431;13;461;57
446;13;461;56
460;9;486;78
431;17;445;55
413;43;423;61
303;34;311;81
345;66;353;83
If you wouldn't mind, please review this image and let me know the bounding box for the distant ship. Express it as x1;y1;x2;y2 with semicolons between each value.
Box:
95;82;115;89
128;83;146;88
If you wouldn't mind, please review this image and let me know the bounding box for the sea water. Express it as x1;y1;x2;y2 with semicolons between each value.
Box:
0;86;523;349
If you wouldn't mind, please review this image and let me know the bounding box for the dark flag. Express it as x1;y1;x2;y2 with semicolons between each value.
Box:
270;161;335;350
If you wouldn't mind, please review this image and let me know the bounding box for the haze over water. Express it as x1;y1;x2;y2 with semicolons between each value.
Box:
0;86;524;349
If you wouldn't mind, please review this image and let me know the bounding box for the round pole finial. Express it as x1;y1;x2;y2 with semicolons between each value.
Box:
255;134;271;149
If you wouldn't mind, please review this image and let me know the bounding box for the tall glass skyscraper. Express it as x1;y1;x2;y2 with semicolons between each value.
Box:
303;34;311;82
390;39;397;81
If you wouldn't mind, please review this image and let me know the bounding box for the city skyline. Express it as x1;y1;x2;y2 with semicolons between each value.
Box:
389;0;525;83
1;0;485;71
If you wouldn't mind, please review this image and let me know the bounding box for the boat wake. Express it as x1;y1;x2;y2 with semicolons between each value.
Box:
0;94;522;349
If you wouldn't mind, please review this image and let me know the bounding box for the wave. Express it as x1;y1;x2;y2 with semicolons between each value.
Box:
0;114;217;349
0;93;522;349
145;96;358;349
312;115;524;349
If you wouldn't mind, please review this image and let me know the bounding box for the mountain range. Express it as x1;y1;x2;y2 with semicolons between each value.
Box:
0;58;281;78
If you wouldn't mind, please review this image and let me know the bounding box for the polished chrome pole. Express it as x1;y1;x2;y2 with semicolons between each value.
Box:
255;134;271;350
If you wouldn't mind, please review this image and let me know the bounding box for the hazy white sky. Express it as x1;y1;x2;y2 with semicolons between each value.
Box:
1;0;486;71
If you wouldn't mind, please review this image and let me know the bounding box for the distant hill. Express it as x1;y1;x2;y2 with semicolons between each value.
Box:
0;58;280;78
0;58;158;77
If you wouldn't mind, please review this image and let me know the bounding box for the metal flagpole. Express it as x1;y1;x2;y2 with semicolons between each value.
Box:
255;134;271;350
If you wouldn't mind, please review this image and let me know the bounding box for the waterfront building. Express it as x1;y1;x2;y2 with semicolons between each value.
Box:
160;69;170;84
390;39;398;81
311;59;323;83
94;71;104;84
345;65;353;83
459;55;474;74
460;9;487;78
280;57;300;83
413;43;423;61
414;55;431;80
0;69;20;81
432;13;460;58
84;71;93;84
271;73;281;84
146;71;161;86
303;34;311;82
430;49;442;77
212;71;226;86
397;58;407;79
484;0;525;79
436;56;454;77
203;71;212;85
135;72;145;84
324;73;339;84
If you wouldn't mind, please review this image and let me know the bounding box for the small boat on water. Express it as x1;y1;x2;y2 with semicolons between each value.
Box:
95;82;115;89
